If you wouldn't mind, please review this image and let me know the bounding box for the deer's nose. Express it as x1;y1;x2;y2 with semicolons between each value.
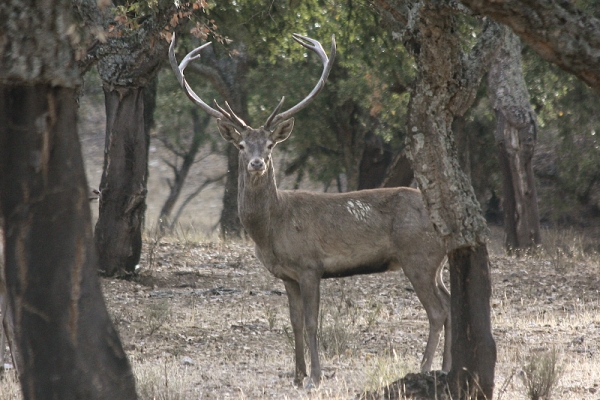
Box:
248;158;265;172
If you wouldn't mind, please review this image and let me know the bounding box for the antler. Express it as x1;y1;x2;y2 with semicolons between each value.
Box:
169;33;247;129
264;34;336;130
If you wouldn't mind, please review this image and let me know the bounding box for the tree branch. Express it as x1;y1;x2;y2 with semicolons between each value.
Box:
459;0;600;91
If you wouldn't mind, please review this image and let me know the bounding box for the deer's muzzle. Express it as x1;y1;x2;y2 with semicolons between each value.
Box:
248;158;266;174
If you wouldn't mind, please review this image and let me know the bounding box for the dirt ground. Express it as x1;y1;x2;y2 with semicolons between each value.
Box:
2;227;600;399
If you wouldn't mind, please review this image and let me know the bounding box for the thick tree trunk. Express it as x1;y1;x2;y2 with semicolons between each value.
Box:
95;86;149;276
448;244;496;399
488;29;541;251
0;84;137;399
398;7;502;398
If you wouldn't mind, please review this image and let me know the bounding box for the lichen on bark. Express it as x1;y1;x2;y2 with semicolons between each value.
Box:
0;2;81;87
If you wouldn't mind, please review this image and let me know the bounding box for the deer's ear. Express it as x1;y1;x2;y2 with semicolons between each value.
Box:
217;119;242;145
270;118;294;143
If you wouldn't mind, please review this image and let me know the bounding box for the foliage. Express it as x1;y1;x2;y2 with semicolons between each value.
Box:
167;0;415;188
522;45;600;224
146;0;600;224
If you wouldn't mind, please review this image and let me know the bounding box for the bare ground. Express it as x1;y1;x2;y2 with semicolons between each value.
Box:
2;227;600;399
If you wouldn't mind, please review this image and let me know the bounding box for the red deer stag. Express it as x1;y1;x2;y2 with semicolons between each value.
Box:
169;33;450;388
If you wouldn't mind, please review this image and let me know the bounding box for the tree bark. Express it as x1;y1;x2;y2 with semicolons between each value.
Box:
0;85;137;399
0;2;136;397
459;0;600;92
448;244;496;399
91;1;178;275
404;16;498;397
488;28;541;251
95;87;148;276
373;2;501;397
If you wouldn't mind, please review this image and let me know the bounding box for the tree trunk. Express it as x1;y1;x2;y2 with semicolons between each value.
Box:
158;109;210;231
380;149;414;188
188;44;250;240
395;6;502;398
95;86;149;276
488;28;541;251
358;131;395;189
0;84;137;399
333;99;368;191
448;244;496;399
221;144;242;237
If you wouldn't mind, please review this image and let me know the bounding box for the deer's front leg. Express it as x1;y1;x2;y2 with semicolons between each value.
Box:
283;279;307;387
300;272;321;388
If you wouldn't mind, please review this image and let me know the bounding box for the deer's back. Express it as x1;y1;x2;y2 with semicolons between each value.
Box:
255;186;444;280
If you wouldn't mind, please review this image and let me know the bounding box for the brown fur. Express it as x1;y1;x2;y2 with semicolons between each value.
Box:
218;121;451;387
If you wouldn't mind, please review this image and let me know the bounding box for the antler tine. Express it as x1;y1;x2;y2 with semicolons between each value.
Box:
169;32;225;120
264;97;285;129
214;100;248;128
265;34;336;130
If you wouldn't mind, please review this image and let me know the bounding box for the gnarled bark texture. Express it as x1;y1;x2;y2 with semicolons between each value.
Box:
372;1;502;397
404;11;499;398
488;28;541;251
460;0;600;92
0;2;136;397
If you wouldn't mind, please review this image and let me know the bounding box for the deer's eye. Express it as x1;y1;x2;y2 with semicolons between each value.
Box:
238;143;245;150
267;142;274;150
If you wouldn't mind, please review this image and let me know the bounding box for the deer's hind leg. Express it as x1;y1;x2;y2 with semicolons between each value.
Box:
401;258;451;372
283;279;307;387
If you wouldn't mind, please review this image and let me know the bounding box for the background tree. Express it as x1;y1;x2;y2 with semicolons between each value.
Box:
488;27;541;251
0;1;137;397
82;0;208;275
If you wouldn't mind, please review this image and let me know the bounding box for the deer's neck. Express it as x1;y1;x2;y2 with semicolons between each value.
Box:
237;157;280;246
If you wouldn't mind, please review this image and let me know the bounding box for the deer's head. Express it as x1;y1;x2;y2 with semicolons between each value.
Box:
217;118;294;176
169;33;336;176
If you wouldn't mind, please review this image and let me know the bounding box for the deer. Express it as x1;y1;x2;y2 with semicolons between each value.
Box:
169;33;451;388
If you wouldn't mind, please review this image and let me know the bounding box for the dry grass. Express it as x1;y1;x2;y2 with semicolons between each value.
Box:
2;227;600;399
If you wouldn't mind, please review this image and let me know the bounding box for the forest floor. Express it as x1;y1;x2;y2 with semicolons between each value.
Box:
3;227;600;400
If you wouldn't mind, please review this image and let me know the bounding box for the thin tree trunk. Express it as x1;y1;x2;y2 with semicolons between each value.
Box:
189;44;250;239
158;109;210;231
221;144;242;237
170;174;227;229
95;86;149;276
488;28;541;251
380;149;414;188
0;84;137;398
